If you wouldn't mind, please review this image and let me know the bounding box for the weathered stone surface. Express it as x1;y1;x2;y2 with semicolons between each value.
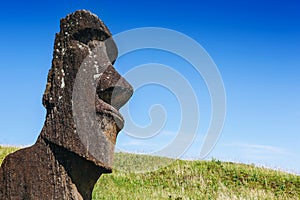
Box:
0;10;133;200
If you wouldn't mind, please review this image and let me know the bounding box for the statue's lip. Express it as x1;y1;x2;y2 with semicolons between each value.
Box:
95;99;124;130
102;107;124;130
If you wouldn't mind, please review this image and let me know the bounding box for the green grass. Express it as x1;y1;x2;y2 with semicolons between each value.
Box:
0;146;19;164
1;147;299;199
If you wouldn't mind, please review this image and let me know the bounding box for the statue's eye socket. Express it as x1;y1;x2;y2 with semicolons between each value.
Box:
71;28;109;45
104;39;118;64
71;28;118;64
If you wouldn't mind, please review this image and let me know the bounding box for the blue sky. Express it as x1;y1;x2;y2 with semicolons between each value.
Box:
0;0;299;173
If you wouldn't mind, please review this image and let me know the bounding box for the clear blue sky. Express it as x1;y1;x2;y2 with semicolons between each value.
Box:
0;0;299;174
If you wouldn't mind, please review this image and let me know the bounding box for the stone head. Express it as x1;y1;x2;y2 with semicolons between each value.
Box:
41;10;133;171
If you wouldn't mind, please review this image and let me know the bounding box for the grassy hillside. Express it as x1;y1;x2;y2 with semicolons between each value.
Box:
0;146;19;164
1;146;299;199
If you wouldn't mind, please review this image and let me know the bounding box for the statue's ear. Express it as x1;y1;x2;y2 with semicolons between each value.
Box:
104;37;118;64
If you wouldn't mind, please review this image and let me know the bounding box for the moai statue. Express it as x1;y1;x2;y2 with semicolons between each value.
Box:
0;10;133;200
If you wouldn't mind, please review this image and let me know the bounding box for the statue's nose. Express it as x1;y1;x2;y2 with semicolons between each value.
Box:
96;65;133;109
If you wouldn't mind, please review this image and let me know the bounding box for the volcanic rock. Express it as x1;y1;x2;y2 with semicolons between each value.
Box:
0;10;133;200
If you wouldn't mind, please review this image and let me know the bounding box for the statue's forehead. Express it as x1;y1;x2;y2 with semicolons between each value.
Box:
60;11;118;64
60;10;111;37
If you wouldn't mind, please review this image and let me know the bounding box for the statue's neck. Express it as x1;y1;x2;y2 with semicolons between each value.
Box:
39;138;104;200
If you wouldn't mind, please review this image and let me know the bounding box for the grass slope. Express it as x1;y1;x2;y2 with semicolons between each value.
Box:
1;147;299;199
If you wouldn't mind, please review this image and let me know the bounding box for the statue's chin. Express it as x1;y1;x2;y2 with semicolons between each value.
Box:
96;114;120;145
